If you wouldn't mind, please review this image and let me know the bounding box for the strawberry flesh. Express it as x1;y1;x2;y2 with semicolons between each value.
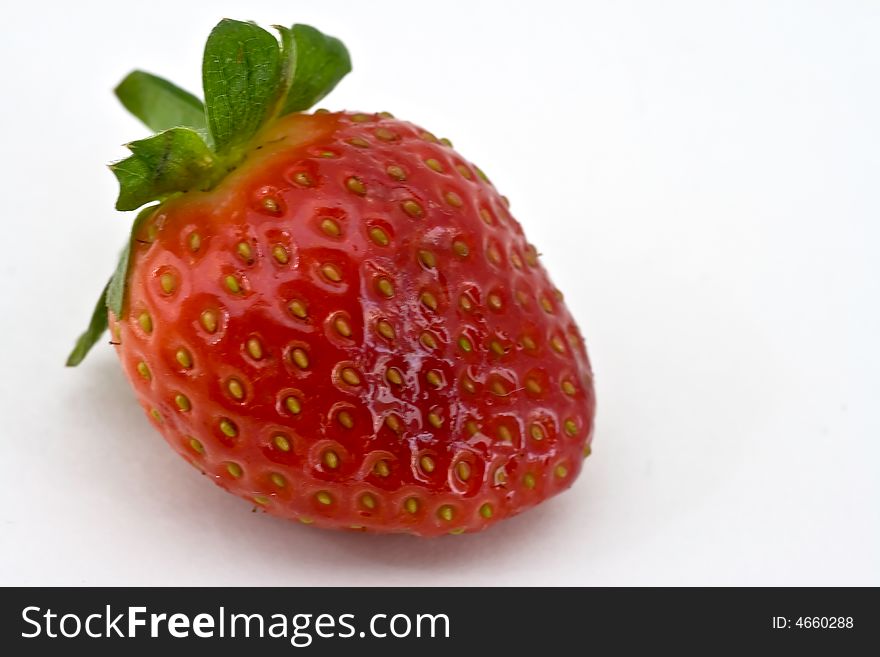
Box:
109;111;596;536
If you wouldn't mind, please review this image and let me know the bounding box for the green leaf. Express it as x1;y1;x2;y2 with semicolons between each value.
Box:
106;204;159;317
274;25;296;106
115;70;207;133
68;205;157;366
66;282;110;366
281;24;351;115
110;127;219;212
202;19;283;153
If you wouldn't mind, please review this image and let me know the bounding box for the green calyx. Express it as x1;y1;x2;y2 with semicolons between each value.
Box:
66;19;351;366
114;21;350;211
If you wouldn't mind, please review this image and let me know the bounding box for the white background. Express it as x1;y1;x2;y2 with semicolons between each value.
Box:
1;0;877;586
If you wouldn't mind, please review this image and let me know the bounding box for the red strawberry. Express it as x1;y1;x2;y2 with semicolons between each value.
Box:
68;20;595;536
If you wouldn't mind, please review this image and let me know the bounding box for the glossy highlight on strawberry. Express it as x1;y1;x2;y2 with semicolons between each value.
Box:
68;20;596;536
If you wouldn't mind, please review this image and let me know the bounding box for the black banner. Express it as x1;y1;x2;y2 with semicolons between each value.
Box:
0;587;874;654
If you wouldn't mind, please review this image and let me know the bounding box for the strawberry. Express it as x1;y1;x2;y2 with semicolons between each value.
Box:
68;19;596;536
